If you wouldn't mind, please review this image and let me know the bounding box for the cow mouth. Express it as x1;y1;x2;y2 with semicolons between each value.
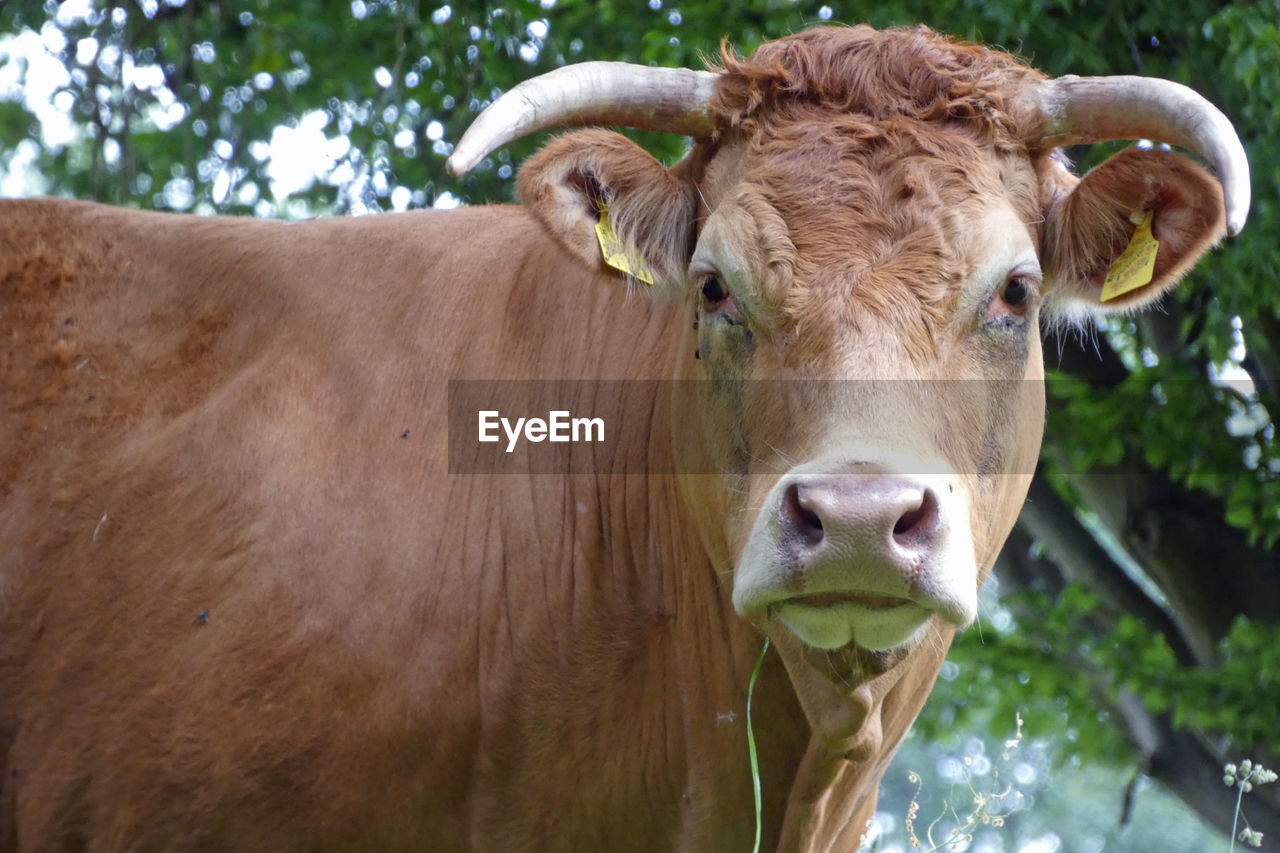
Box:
772;594;916;683
783;591;914;611
764;590;932;659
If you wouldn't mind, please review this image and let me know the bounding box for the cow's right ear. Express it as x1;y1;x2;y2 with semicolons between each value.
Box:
517;129;698;301
1040;147;1226;320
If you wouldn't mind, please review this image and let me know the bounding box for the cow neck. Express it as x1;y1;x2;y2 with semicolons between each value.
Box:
522;229;909;847
588;273;830;845
529;235;757;692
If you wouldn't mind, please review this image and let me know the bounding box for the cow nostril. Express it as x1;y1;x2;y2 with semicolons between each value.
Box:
783;483;824;546
893;487;939;544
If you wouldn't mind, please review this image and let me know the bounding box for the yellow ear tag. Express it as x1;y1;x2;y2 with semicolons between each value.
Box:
594;204;654;285
1100;211;1159;303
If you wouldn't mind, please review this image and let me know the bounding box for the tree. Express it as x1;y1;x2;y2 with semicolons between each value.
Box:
4;0;1277;845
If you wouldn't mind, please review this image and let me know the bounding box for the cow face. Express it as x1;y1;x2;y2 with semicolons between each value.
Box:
513;27;1234;710
687;141;1046;661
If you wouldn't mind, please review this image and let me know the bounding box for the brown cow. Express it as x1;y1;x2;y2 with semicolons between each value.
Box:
0;25;1247;851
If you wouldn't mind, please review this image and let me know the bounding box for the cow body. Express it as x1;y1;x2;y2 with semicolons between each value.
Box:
1;25;1244;851
0;201;808;849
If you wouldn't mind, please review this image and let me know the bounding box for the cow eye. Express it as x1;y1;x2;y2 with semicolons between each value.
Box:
993;275;1033;319
701;275;729;308
695;271;743;325
1002;277;1029;307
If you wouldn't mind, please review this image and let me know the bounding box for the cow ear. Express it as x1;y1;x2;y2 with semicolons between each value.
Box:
517;129;696;301
1041;147;1226;316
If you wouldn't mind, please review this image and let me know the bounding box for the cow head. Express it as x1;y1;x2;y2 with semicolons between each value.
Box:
449;27;1247;750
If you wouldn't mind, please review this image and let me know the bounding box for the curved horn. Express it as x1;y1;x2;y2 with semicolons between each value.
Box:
446;62;718;177
1028;75;1250;236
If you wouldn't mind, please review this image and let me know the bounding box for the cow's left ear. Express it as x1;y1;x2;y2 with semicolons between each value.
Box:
1041;147;1226;315
517;129;698;301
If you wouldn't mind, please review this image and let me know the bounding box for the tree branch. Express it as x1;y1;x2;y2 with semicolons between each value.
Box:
1018;475;1200;665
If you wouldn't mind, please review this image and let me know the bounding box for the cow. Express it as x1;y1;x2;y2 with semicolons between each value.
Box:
0;24;1247;851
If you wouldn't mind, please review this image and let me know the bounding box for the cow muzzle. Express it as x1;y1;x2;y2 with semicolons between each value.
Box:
732;467;978;652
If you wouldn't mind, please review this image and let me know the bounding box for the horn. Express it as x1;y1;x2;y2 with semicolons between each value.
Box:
1029;75;1250;235
445;62;718;177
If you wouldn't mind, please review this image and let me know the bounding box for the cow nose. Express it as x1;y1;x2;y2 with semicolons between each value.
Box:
779;475;943;576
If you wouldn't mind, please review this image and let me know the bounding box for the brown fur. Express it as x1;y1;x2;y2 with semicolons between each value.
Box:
2;199;821;851
710;25;1045;144
1;24;1231;852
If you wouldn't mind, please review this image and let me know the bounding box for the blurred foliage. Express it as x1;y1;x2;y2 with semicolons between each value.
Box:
928;585;1280;759
3;0;1279;842
1110;614;1280;748
918;583;1131;776
1045;367;1280;547
882;711;1231;852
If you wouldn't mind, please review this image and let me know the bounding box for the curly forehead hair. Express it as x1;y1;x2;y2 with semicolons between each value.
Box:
709;25;1047;147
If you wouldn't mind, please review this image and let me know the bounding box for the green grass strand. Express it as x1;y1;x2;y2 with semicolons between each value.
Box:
746;636;770;853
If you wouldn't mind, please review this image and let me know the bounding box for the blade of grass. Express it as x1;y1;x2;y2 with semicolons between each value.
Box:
747;636;770;853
